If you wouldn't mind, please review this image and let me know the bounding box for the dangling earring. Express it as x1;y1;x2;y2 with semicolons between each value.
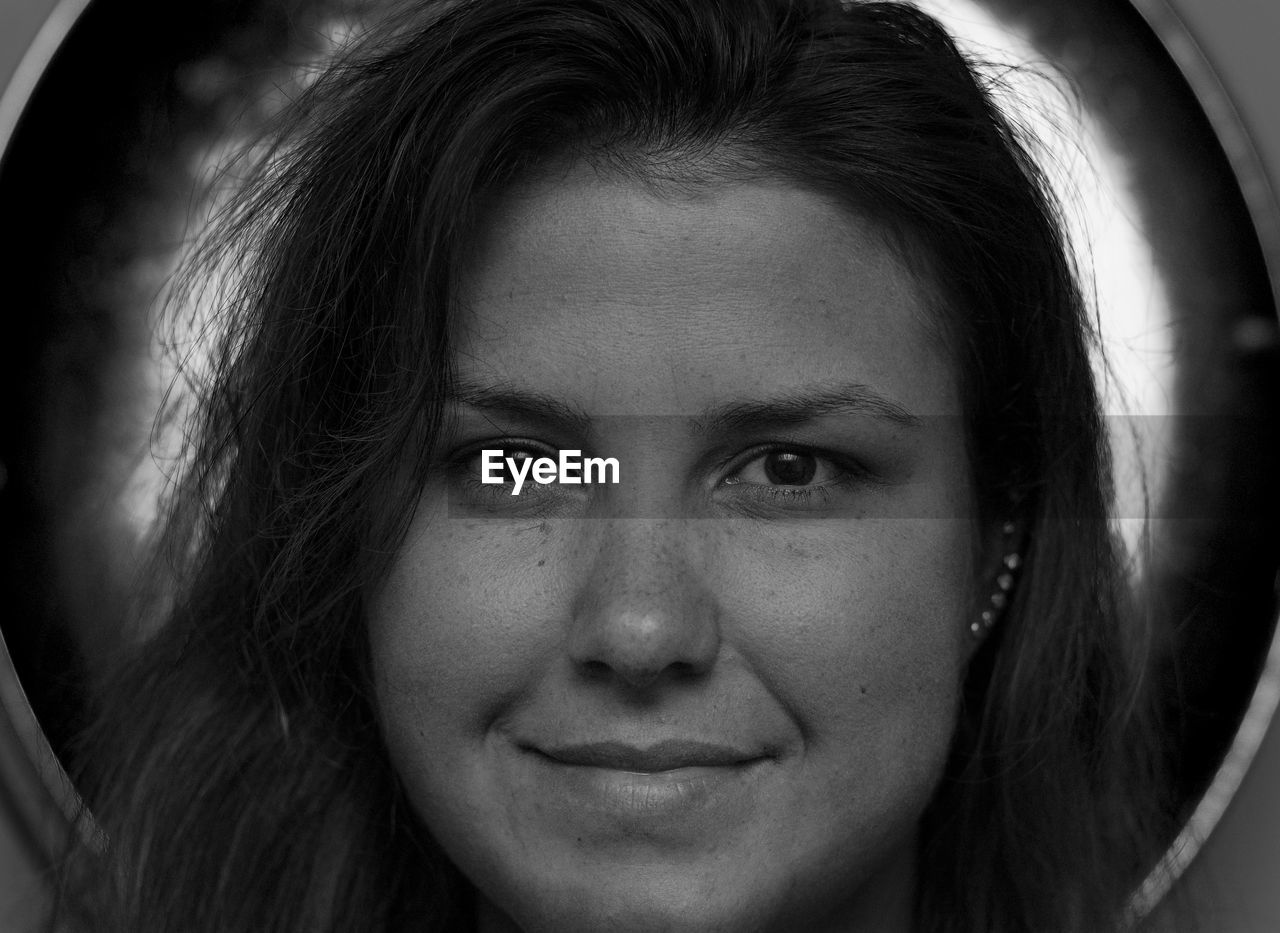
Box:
970;521;1022;639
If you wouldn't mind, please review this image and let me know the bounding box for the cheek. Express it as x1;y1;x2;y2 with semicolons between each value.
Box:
706;517;974;872
712;517;973;749
368;514;566;855
369;512;560;733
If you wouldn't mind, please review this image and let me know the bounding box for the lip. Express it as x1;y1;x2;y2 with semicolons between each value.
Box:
512;737;774;829
536;739;767;772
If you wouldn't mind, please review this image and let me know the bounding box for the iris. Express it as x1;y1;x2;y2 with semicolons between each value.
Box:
763;451;817;486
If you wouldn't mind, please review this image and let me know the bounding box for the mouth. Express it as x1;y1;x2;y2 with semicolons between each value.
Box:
531;738;770;772
508;738;776;827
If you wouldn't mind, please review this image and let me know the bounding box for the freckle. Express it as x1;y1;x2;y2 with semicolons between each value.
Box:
537;559;546;567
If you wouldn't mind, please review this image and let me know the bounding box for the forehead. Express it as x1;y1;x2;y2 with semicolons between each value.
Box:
453;163;960;418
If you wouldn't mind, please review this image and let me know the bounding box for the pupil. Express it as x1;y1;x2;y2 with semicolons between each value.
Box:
764;451;816;486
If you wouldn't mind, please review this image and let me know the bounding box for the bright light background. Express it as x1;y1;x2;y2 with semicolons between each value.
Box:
919;0;1175;545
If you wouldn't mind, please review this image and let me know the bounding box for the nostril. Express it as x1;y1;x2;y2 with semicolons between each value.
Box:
575;659;617;683
573;654;669;690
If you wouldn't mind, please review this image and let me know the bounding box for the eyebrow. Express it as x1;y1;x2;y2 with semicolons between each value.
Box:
692;384;923;434
449;377;594;435
447;378;921;434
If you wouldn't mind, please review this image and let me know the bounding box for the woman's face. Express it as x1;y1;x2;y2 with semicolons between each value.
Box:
369;163;981;933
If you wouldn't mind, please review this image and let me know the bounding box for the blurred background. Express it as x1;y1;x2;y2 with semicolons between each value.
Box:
1;0;1278;929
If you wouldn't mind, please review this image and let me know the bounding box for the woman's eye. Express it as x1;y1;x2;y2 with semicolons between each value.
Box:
719;446;868;514
727;449;843;488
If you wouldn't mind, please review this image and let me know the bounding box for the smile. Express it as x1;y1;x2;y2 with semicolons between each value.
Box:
515;739;774;825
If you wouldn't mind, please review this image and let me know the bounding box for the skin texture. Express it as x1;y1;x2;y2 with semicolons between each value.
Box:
368;163;984;932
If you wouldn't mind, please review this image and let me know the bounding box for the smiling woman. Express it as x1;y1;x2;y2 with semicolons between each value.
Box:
53;1;1175;931
377;171;977;931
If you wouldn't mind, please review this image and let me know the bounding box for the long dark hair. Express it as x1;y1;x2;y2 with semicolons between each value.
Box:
65;1;1170;930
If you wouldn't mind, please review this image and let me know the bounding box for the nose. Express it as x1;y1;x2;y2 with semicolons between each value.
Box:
567;519;720;690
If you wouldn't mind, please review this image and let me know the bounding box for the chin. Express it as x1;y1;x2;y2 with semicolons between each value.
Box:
473;848;908;933
477;863;791;933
